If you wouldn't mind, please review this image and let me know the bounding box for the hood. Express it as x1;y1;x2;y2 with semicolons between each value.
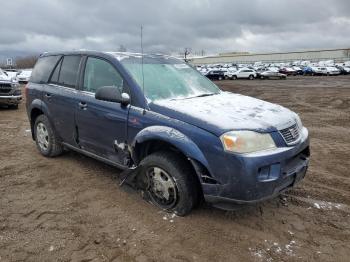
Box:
0;75;12;82
149;92;297;136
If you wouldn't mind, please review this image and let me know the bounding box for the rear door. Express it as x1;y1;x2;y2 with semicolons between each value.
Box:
75;56;130;165
44;55;82;145
242;70;250;78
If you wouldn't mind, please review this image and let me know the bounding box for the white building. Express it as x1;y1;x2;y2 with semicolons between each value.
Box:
190;48;350;65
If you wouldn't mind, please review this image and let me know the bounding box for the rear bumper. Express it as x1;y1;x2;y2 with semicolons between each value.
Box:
0;95;22;105
202;128;310;209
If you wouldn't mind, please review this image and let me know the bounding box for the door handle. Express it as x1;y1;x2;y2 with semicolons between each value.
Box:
45;93;52;98
79;101;87;109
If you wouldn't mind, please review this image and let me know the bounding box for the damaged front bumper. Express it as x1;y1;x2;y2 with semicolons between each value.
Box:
202;128;310;210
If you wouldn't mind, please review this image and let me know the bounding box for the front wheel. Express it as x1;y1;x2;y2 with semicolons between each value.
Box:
232;75;237;80
249;75;254;80
218;76;223;81
140;151;199;216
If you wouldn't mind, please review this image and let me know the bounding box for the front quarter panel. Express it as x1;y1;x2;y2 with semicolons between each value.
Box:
132;125;209;168
127;106;225;178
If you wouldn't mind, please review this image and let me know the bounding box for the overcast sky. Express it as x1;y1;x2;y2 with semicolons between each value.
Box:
1;0;350;56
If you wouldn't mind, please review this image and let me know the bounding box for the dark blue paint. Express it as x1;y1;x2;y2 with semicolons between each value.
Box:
26;51;310;207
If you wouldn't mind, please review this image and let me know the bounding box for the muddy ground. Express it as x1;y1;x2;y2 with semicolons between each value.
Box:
1;76;349;262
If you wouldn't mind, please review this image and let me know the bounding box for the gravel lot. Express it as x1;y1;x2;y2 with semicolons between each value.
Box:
1;76;350;262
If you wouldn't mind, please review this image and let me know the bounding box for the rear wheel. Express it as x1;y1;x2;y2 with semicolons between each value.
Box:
249;75;254;80
140;151;199;216
218;76;223;81
34;115;63;157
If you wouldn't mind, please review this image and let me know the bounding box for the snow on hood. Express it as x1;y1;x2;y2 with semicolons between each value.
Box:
150;92;298;136
0;74;12;82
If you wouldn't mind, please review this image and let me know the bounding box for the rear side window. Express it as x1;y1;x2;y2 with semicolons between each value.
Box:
30;55;61;83
57;56;81;88
50;58;62;83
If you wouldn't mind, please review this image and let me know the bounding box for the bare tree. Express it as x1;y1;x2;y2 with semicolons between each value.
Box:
15;55;38;69
118;45;127;52
184;47;191;62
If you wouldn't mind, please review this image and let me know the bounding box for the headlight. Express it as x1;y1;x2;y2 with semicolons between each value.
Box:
295;114;303;128
220;131;276;154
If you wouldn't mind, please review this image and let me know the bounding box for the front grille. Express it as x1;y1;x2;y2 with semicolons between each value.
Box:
279;123;300;145
0;83;12;94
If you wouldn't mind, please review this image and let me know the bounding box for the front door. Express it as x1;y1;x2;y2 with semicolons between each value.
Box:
75;56;130;165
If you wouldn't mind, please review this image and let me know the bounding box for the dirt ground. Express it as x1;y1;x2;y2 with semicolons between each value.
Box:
1;76;350;262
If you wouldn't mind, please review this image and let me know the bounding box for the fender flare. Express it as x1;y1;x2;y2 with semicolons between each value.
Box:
29;99;55;139
131;125;210;171
28;99;42;117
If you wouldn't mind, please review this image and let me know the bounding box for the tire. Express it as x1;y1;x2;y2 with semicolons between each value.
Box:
249;75;254;80
140;151;199;216
34;114;63;157
232;75;237;80
218;76;223;81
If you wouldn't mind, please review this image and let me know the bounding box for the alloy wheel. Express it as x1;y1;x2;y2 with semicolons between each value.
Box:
36;122;49;151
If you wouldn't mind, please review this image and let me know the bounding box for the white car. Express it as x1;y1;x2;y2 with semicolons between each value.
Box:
231;68;257;80
4;69;19;80
0;68;16;81
267;67;280;72
17;70;32;83
325;67;340;75
311;67;327;75
224;68;237;79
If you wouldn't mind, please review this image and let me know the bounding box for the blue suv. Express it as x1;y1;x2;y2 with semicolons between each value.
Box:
26;51;310;215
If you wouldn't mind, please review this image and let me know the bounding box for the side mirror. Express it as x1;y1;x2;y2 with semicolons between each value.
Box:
95;86;130;106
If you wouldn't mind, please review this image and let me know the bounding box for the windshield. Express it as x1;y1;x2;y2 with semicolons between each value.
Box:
115;54;220;101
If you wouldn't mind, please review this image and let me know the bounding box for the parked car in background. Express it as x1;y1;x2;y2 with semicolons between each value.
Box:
205;70;226;81
231;68;257;80
0;68;22;109
336;65;350;75
302;66;313;75
4;69;20;79
224;68;237;79
292;66;303;75
259;70;287;80
26;51;310;215
310;67;327;75
279;67;297;76
17;69;32;83
325;67;341;76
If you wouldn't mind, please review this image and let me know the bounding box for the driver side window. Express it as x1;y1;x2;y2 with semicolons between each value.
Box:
83;57;123;93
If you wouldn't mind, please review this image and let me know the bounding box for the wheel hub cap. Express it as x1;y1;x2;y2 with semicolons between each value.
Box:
36;122;49;151
147;167;177;208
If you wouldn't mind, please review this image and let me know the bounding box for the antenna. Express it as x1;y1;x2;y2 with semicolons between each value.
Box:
141;25;145;112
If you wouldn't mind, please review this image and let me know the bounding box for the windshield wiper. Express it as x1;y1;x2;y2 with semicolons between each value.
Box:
169;92;219;101
184;93;218;99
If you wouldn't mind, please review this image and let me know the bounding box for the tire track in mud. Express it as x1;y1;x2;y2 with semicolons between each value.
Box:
1;79;350;262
